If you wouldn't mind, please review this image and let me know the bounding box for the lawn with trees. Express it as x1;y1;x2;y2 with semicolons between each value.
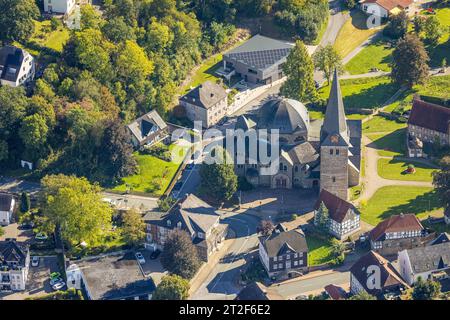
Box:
361;186;443;225
306;234;335;266
152;275;190;300
377;158;437;182
345;39;393;74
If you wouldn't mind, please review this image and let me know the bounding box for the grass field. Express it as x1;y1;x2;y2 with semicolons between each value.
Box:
318;76;400;110
345;39;393;74
366;129;406;157
377;158;437;182
361;186;443;226
427;7;450;68
362;115;406;134
306;235;335;266
180;53;223;95
334;10;381;58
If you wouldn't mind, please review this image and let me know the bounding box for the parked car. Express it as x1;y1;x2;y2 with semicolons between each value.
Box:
135;252;146;264
31;256;40;267
35;232;48;241
50;277;63;286
150;249;161;260
52;280;65;291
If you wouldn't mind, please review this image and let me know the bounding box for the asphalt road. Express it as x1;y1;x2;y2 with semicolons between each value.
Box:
190;212;261;300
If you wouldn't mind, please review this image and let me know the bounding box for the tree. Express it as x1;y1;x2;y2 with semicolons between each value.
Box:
412;277;441;300
413;16;425;34
331;238;345;257
391;34;430;88
0;0;39;43
423;16;443;46
349;291;376;300
160;229;201;279
280;40;317;102
102;16;136;43
315;202;329;230
257;220;274;236
80;4;104;30
19;114;49;161
116;40;154;84
432;156;450;209
40;174;113;247
313;44;342;85
158;196;177;212
152;275;190;300
121;209;145;247
344;0;356;9
384;11;409;39
20;192;31;213
199;147;238;203
0;227;4;237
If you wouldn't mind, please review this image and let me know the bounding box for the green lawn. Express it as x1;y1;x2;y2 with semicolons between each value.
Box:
361;186;443;226
112;150;181;196
366;129;406;157
377;158;437;182
345;39;393;75
318;76;400;110
306;235;335;266
427;7;450;67
180;53;223;95
363;115;406;134
334;10;382;58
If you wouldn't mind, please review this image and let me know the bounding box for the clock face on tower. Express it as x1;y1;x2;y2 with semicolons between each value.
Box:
331;134;339;144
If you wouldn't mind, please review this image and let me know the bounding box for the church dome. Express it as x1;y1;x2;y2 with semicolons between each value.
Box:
258;98;309;134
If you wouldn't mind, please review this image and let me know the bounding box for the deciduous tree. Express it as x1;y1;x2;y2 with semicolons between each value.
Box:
121;209;145;247
313;44;342;85
412;277;441;300
152;275;190;300
0;0;39;43
432;156;450;209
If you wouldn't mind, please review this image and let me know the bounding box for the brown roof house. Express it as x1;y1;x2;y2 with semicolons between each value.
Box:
360;0;413;18
143;194;228;262
235;282;284;300
126;110;168;149
0;193;15;226
324;284;348;300
350;250;409;299
314;189;360;239
407;97;450;157
179;81;228;128
369;214;433;256
258;227;308;280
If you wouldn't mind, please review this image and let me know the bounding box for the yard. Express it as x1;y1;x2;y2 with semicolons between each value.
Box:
334;10;382;59
362;115;406;134
366;129;406;157
345;39;393;74
112;144;185;196
361;186;443;226
426;6;450;68
180;53;224;95
318;76;400;110
377;158;437;182
306;234;335;266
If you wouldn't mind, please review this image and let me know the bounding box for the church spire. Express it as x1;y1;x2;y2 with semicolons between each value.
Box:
321;69;348;142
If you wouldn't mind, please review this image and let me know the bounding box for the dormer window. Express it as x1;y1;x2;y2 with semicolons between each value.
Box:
167;220;171;227
177;222;182;228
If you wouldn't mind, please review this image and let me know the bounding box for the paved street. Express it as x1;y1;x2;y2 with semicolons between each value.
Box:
190;212;260;300
101;192;159;212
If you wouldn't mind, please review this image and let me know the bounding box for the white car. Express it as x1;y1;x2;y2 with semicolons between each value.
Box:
31;256;40;267
35;233;48;241
135;252;145;264
52;280;65;291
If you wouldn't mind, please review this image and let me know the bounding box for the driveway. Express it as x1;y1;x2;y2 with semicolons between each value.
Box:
0;256;60;300
138;251;167;286
0;223;34;244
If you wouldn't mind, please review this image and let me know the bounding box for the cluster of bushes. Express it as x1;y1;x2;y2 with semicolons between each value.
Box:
144;143;172;162
26;288;84;300
240;258;267;283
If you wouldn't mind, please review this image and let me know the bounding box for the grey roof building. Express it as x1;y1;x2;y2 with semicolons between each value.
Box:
126;110;168;148
0;45;35;87
428;232;450;246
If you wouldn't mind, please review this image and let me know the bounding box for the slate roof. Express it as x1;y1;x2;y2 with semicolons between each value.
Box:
350;251;408;296
258;98;310;134
348;119;362;171
236;282;284;300
74;252;156;300
0;193;14;211
321;70;349;145
224;35;293;72
260;229;308;257
287;142;319;165
314;189;359;223
369;214;424;242
0;45;27;83
408;98;450;134
0;240;29;268
428;233;450;246
126;110;167;145
363;0;413;11
405;242;450;274
235;115;256;131
181;81;227;109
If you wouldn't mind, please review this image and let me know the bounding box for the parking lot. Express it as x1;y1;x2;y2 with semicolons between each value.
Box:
0;256;60;300
138;250;167;286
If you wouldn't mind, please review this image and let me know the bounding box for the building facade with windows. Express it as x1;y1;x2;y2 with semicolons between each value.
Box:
0;46;35;88
0;240;30;292
0;193;15;226
43;0;76;14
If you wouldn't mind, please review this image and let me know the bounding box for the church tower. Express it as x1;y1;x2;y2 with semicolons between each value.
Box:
319;70;350;200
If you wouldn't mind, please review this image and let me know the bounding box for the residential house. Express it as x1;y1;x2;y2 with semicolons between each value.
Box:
66;252;156;300
398;242;450;286
259;227;308;280
0;193;15;226
0;45;35;87
179;81;228;128
360;0;413;18
314;189;360;239
43;0;76;14
0;239;30;292
126;110;169;149
221;35;293;84
350;250;409;299
144;194;228;262
369;214;432;256
407;97;450;157
235;282;284;300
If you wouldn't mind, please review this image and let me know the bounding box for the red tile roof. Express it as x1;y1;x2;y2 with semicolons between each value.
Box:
408;98;450;134
314;189;358;223
324;284;347;300
369;214;424;242
363;0;413;11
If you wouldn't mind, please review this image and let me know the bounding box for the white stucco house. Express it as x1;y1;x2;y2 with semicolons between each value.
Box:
0;240;30;292
43;0;76;14
359;0;413;18
0;46;35;88
0;193;15;226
